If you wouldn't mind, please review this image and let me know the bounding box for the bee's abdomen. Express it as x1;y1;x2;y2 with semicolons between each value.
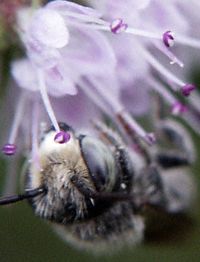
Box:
54;202;144;252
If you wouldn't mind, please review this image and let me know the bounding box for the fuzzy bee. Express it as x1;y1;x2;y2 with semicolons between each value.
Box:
0;120;196;252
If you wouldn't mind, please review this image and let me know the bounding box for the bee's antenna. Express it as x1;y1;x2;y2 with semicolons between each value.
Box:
0;187;45;206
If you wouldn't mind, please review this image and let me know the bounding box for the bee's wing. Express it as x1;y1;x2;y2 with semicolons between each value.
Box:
160;167;196;213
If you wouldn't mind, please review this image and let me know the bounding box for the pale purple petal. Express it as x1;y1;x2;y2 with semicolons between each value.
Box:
61;27;116;76
27;43;60;69
134;0;151;10
11;59;38;91
52;88;100;129
88;0;148;24
120;79;150;116
11;58;77;97
28;8;69;49
141;0;189;33
111;36;149;85
47;0;102;18
45;65;77;97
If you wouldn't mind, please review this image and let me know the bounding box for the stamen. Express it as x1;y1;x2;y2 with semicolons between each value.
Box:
2;93;26;156
74;16;162;39
36;70;71;144
78;78;108;113
149;78;187;116
163;30;175;48
189;93;200;113
141;48;186;90
80;78;155;145
3;154;19;195
54;131;70;144
155;43;184;68
31;98;40;168
2;144;17;156
171;102;187;115
176;35;200;49
150;78;177;105
87;76;124;113
54;8;107;26
181;84;196;97
110;19;128;34
118;111;156;145
37;69;60;132
72;13;200;50
181;95;200;136
146;133;156;144
125;27;161;39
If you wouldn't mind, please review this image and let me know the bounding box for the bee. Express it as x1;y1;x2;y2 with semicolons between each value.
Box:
0;119;196;252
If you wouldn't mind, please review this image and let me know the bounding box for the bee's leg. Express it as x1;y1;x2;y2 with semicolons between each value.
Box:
153;120;196;213
70;174;142;212
114;145;135;193
70;174;96;199
133;165;167;210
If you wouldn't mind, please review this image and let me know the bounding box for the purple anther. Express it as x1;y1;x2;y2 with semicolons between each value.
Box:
110;18;128;34
2;143;17;156
54;131;70;144
145;133;156;145
163;30;175;48
181;84;196;97
171;102;187;115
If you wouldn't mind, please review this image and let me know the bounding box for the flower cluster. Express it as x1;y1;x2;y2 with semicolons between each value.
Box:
2;0;200;159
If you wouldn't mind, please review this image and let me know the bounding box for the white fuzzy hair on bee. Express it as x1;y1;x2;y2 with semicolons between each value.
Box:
0;120;196;252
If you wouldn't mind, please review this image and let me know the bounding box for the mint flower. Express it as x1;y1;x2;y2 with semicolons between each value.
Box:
2;0;200;156
88;0;200;132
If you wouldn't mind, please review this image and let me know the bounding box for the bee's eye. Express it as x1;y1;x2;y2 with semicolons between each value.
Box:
79;136;117;192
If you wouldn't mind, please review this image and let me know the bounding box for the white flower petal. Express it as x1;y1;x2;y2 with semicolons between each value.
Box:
27;44;60;69
45;66;77;97
29;9;69;48
62;27;117;76
47;0;102;18
11;59;38;91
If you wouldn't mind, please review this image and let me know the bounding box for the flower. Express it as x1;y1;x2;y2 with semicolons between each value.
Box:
88;0;200;133
2;0;200;156
8;1;118;154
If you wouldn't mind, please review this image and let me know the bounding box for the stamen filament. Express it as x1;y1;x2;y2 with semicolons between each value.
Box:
125;27;160;39
155;43;184;68
3;157;19;195
176;35;200;49
149;78;176;105
149;78;187;115
86;77;155;145
31;98;40;168
117;110;156;145
189;93;200;113
141;48;185;88
37;69;60;132
8;92;26;144
59;10;107;26
82;21;162;40
79;78;108;113
89;77;124;113
80;78;155;145
76;15;200;50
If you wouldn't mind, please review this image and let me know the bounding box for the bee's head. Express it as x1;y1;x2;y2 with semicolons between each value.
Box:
25;123;119;222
